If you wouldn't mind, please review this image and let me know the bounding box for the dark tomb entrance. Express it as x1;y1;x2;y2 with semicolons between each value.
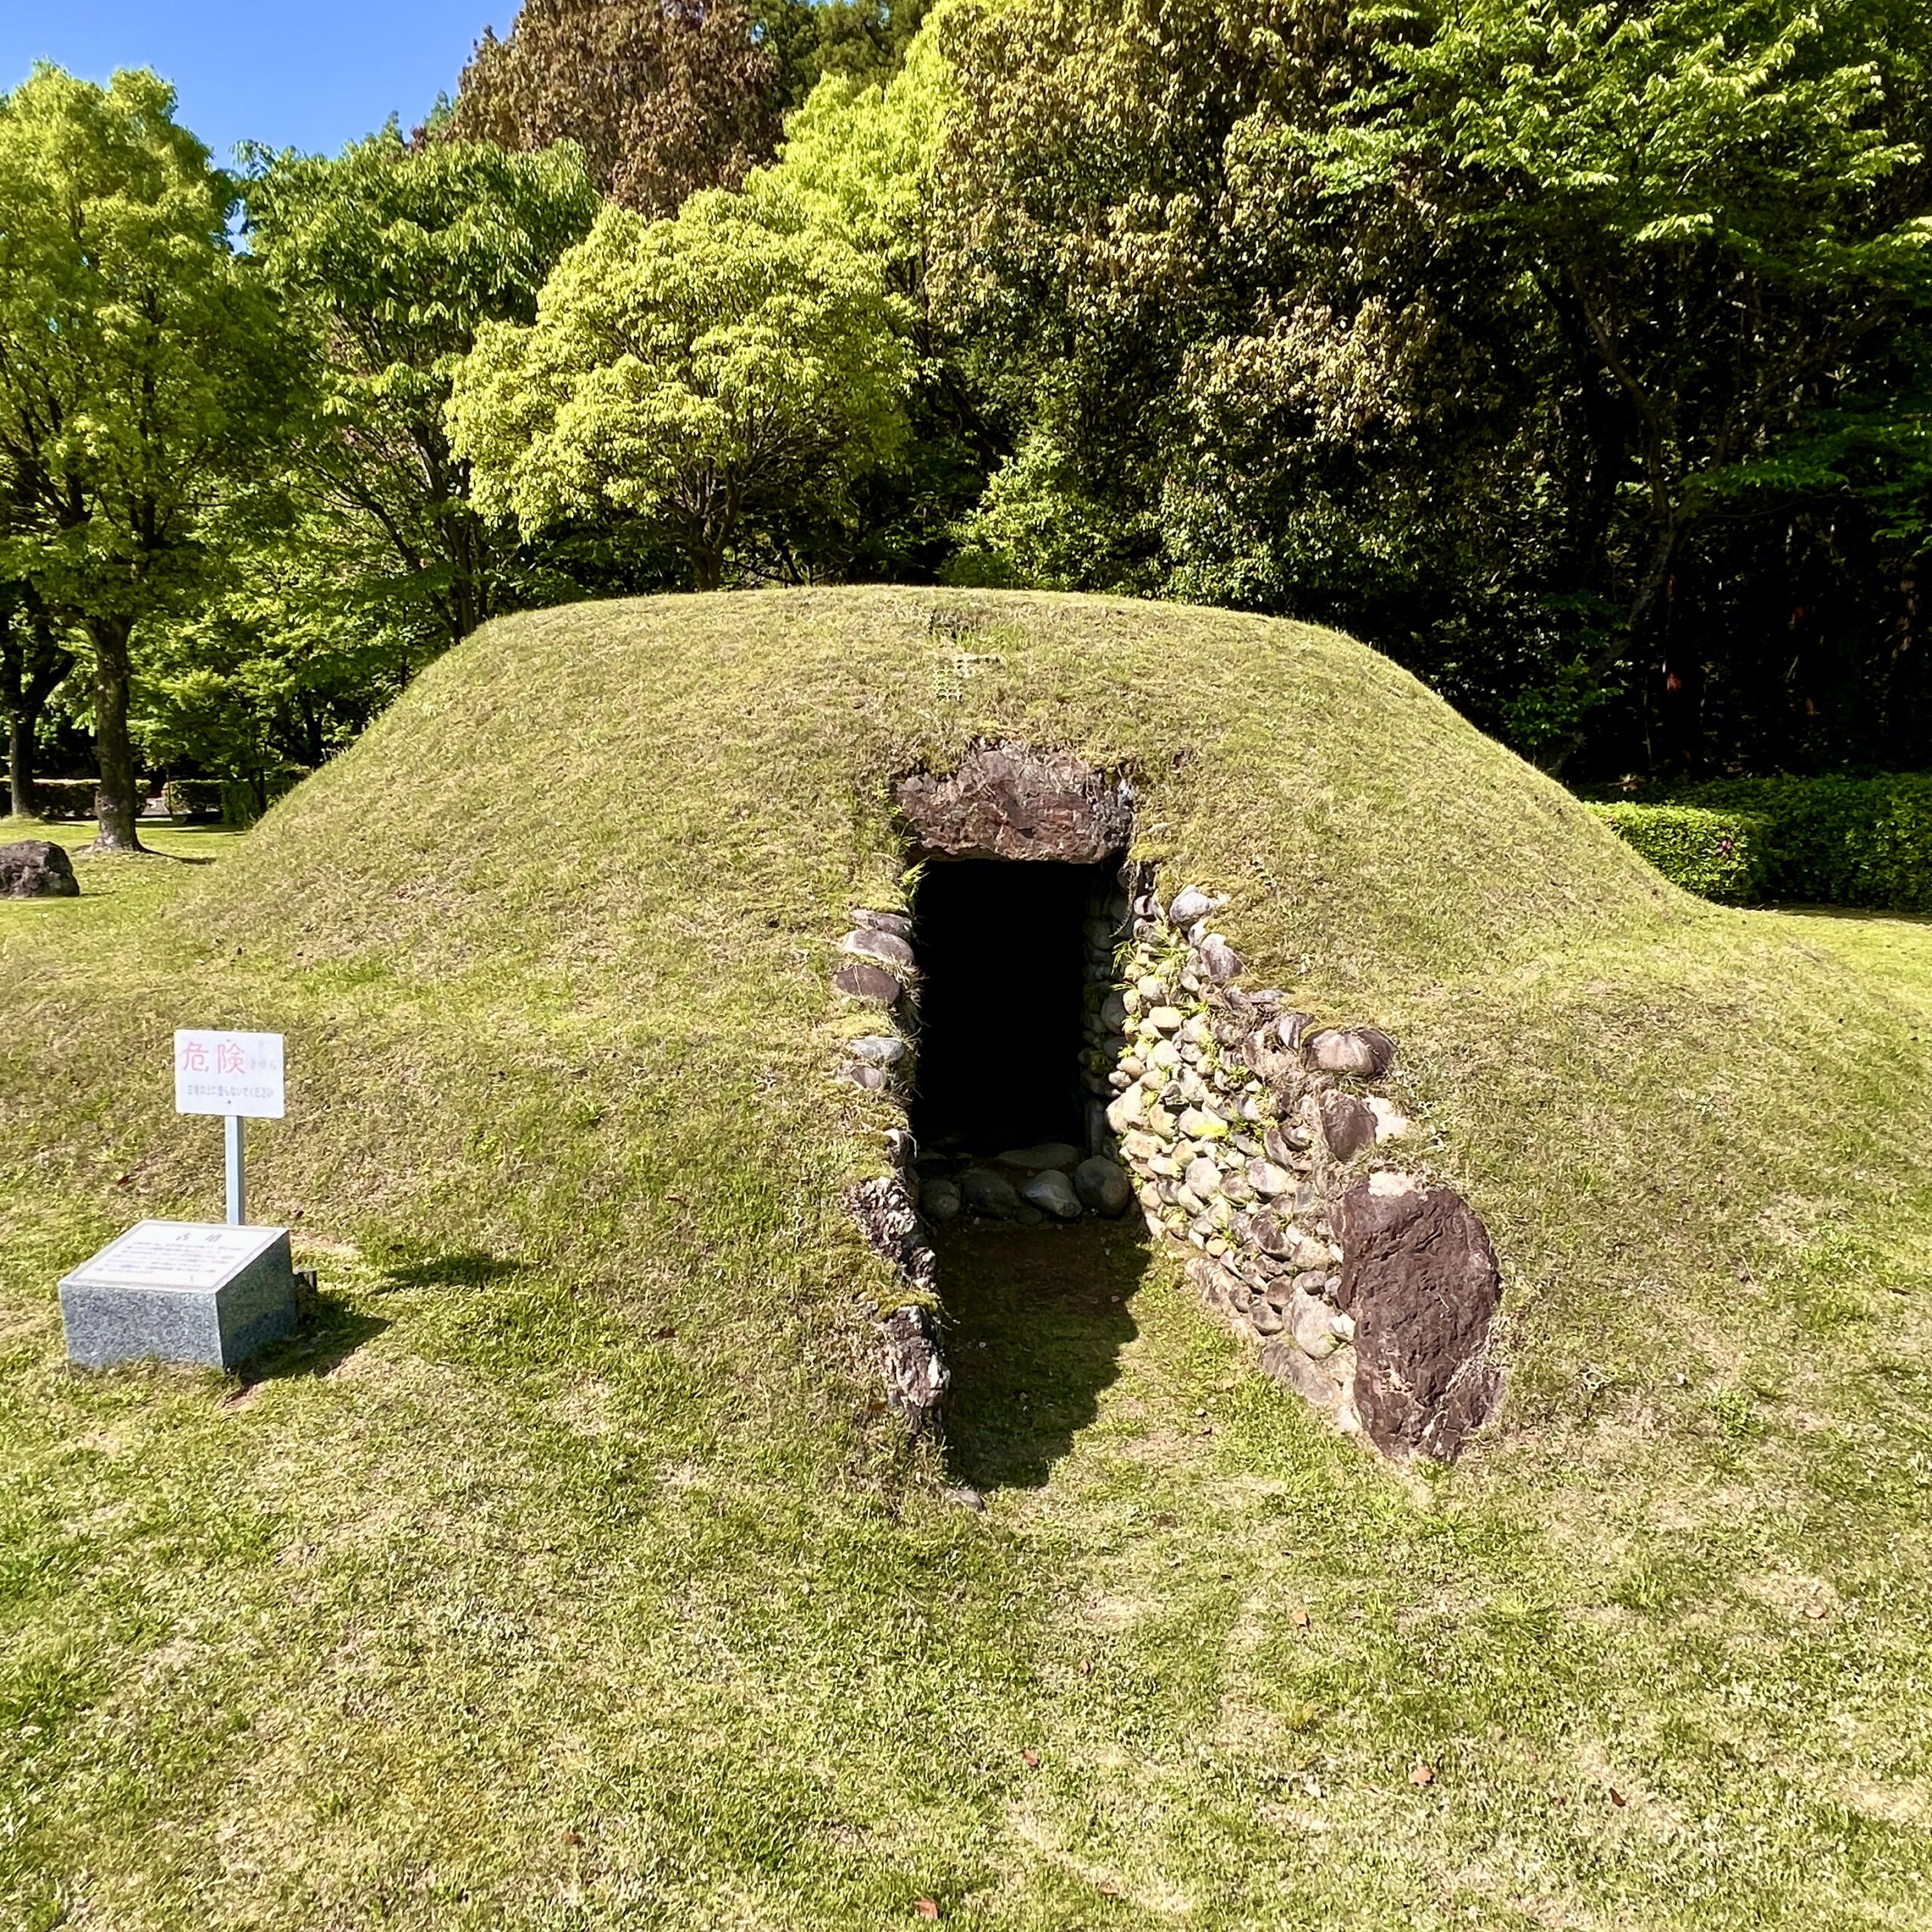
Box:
906;851;1147;1495
910;859;1104;1155
891;741;1146;1491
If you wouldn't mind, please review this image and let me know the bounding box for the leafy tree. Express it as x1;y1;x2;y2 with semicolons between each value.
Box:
733;0;998;577
449;186;915;589
929;2;1476;608
753;1;938;109
132;553;415;795
1702;330;1932;764
1326;0;1932;768
446;0;780;215
927;0;1932;774
771;3;965;286
244;132;604;660
0;65;293;849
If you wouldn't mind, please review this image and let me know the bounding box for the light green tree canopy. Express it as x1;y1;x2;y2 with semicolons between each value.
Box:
763;0;974;284
0;63;293;848
449;186;915;589
133;555;417;789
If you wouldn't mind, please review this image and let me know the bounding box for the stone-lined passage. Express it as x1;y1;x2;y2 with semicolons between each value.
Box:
827;740;1500;1463
834;743;1143;1441
909;860;1134;1227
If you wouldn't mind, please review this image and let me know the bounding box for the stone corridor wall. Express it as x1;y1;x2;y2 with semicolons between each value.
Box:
1100;886;1503;1461
829;908;952;1438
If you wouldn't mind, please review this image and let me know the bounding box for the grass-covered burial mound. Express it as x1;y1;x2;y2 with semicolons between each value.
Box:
5;589;1932;1927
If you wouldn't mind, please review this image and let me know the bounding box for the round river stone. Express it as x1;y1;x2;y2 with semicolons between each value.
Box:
961;1168;1021;1219
1074;1157;1132;1217
1020;1169;1082;1220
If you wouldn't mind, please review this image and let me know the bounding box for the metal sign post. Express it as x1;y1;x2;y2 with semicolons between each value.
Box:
174;1030;286;1226
226;1115;245;1226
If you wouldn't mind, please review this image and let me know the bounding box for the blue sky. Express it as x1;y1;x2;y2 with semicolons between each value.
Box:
0;1;516;163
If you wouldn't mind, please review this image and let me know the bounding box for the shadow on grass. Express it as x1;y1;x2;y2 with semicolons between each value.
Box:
934;1215;1153;1492
1770;902;1932;926
245;1294;389;1383
373;1250;528;1294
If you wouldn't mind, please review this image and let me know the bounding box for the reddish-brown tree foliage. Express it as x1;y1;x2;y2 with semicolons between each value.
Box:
445;0;781;217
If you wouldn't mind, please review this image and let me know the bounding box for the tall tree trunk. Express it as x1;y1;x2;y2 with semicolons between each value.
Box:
2;603;27;818
87;614;144;853
5;709;31;820
2;605;73;820
8;670;68;820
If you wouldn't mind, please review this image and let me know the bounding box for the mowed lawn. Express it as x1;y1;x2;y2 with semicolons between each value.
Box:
4;699;1932;1920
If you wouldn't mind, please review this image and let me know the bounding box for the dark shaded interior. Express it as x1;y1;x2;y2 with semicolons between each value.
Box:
911;858;1106;1154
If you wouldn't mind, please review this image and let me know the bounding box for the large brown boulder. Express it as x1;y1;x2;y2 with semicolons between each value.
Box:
0;839;78;898
1334;1174;1501;1460
895;742;1131;862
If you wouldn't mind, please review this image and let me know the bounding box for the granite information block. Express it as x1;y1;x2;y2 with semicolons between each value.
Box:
60;1220;298;1371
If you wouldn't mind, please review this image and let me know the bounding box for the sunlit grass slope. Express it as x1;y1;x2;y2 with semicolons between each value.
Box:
3;588;1930;1930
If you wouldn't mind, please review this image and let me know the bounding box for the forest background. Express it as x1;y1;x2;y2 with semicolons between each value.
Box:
3;0;1930;849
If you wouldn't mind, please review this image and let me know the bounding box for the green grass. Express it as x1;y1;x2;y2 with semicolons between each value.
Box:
3;588;1931;1928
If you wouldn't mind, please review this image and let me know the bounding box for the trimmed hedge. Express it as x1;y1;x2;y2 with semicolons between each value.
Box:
163;771;307;826
1589;802;1770;903
162;780;225;822
6;777;97;820
1673;774;1932;913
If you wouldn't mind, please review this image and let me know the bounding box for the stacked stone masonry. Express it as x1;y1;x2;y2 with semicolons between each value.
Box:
1101;884;1503;1461
826;909;951;1437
